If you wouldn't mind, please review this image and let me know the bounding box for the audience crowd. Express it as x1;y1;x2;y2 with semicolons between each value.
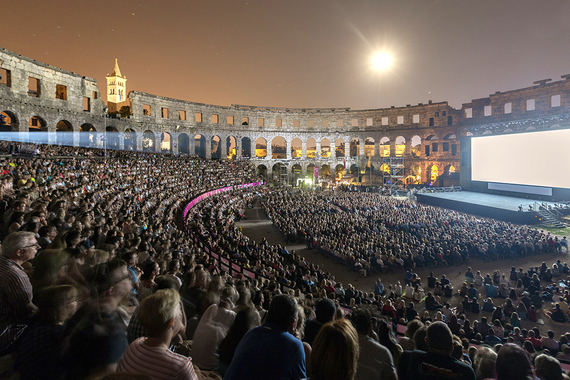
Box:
0;141;568;380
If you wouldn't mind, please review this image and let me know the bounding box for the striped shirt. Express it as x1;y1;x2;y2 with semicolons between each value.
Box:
119;337;198;380
0;255;33;352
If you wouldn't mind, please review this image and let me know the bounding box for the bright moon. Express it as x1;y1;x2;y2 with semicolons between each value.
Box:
372;52;393;71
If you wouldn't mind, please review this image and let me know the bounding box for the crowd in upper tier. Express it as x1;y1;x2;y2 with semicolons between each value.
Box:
0;141;569;380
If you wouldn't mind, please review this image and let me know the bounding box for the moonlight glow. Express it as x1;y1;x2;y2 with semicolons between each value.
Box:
371;52;393;71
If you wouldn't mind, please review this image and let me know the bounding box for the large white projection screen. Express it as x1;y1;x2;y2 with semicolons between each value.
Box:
471;129;570;189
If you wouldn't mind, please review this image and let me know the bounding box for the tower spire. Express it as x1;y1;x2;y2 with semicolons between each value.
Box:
111;58;122;78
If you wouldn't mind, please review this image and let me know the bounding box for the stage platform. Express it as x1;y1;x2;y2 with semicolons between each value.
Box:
415;191;557;224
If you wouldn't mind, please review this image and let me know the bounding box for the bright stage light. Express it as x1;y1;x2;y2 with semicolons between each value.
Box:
371;52;393;71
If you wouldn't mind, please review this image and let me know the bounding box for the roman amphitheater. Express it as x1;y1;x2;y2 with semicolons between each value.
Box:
1;47;569;186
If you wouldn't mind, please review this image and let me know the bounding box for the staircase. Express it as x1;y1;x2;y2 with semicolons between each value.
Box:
537;209;567;228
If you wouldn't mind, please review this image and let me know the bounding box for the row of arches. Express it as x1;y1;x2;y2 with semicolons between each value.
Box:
0;110;457;158
255;163;456;184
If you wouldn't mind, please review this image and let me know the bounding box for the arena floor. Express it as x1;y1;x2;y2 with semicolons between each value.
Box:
237;200;570;340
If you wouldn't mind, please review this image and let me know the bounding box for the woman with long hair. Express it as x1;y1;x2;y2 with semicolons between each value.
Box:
377;319;403;365
311;318;359;380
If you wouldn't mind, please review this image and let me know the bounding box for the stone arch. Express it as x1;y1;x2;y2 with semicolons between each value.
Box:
306;137;317;158
348;164;358;174
241;137;251;158
443;133;457;140
211;135;221;159
307;163;315;179
106;126;120;149
502;128;513;133
411;135;421;158
321;164;331;178
321;138;331;158
425;135;438;156
257;164;267;178
143;130;155;152
255;137;267;158
335;138;345;158
291;163;302;184
28;116;47;133
466;131;474;136
444;164;456;174
178;133;189;155
272;163;287;182
80;123;96;147
291;137;302;158
271;136;286;159
125;128;137;151
395;136;406;157
161;132;172;153
194;134;206;157
380;137;390;157
335;164;345;180
226;135;237;159
56;120;73;146
0;111;19;131
482;130;492;135
427;164;439;183
364;137;375;157
349;137;359;157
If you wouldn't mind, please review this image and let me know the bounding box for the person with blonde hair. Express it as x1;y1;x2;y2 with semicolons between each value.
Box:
119;288;199;380
311;318;359;380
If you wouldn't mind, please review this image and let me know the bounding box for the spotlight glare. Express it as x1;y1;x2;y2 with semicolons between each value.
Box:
371;52;393;71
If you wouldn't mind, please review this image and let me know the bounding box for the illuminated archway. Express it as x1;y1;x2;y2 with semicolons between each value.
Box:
321;138;331;158
411;135;421;158
335;138;345;158
335;164;346;180
272;163;287;182
306;137;316;158
349;138;359;157
255;137;267;158
364;137;375;157
257;164;267;178
161;132;172;153
321;164;331;178
271;136;286;159
291;138;302;158
0;111;19;132
226;136;237;159
307;164;315;179
380;137;390;157
428;164;439;183
291;164;302;184
211;135;221;159
395;136;406;157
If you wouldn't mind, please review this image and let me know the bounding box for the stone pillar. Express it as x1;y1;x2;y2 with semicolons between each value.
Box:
315;141;321;158
359;140;365;156
344;141;349;158
154;133;161;153
73;130;80;147
220;137;228;160
330;141;335;159
136;132;143;151
171;132;178;155
118;132;125;151
286;140;291;159
302;142;307;158
235;138;242;158
189;138;196;155
390;141;396;157
205;137;212;159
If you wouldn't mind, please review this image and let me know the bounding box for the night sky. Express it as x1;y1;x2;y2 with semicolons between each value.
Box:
2;0;570;110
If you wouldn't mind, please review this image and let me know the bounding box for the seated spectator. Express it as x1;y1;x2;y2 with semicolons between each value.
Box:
534;354;564;380
482;298;495;313
377;319;403;366
510;312;521;329
555;344;570;361
527;330;542;349
541;330;560;353
218;307;261;376
485;283;497;298
467;284;479;300
304;298;336;346
485;329;502;346
495;343;535;380
425;292;442;311
405;302;418;322
473;346;497;380
118;288;201;380
398;321;475;380
399;319;424;352
224;294;306;380
427;272;436;288
474;271;484;286
528;305;538;322
470;298;480;314
548;303;566;323
465;267;474;283
351;308;398;380
311;318;359;380
492;319;504;339
15;285;78;380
